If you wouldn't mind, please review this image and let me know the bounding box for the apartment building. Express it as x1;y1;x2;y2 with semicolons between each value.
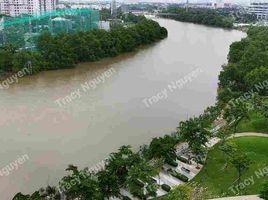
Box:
249;1;268;20
0;0;57;16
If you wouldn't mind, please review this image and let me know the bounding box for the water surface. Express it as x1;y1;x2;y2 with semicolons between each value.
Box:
0;18;245;199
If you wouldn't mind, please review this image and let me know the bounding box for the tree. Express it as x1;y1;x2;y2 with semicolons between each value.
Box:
223;101;249;133
12;191;42;200
39;186;61;200
259;181;268;200
59;165;102;200
151;158;165;185
97;169;121;199
178;117;211;159
147;135;177;164
245;66;268;96
105;145;142;185
0;47;14;72
230;151;251;185
219;141;238;170
126;159;158;200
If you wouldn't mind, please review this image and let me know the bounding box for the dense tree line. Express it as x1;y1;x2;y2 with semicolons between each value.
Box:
13;110;213;200
218;27;268;104
0;17;167;78
160;8;233;28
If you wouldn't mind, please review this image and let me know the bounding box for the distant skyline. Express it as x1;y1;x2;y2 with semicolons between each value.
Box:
60;0;268;6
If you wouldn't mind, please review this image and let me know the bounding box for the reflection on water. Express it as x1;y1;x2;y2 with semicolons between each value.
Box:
0;18;246;199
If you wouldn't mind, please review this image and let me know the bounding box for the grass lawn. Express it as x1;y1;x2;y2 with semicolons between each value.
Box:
237;112;268;133
192;137;268;198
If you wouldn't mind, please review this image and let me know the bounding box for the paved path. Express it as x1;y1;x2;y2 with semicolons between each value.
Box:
211;195;262;200
229;132;268;138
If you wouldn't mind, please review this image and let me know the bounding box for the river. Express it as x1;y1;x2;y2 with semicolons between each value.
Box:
0;18;245;199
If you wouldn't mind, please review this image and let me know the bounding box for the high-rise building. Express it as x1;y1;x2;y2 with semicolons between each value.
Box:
0;0;57;16
249;1;268;20
111;0;117;19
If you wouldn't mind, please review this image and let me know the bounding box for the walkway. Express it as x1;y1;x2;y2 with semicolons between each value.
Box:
210;195;262;200
229;132;268;138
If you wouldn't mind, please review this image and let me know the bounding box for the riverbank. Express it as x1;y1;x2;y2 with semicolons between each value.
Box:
158;8;233;29
0;17;168;83
1;18;245;200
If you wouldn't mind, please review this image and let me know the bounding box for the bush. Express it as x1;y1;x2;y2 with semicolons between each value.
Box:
259;181;268;200
177;156;191;164
161;184;171;192
122;196;132;200
166;159;178;167
197;159;206;165
134;179;144;187
170;171;189;182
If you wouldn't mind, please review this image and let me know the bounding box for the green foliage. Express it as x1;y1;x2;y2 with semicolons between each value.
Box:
246;67;268;96
97;169;121;199
177;156;190;164
218;27;268;103
177;117;211;157
1;18;167;76
260;181;268;200
147;135;178;164
161;184;171;192
126;159;158;199
59;165;102;200
166;159;178;167
230;150;252;183
193;137;268;198
105;145;142;185
161;8;233;28
237;111;268;133
12;192;42;200
162;185;193;200
223;101;250;132
170;170;189;182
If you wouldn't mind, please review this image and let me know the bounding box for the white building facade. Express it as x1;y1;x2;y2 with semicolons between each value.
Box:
0;0;57;16
249;1;268;20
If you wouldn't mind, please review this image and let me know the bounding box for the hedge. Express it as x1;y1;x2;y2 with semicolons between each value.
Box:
161;184;171;192
122;196;132;200
165;159;178;167
170;170;189;182
177;155;191;164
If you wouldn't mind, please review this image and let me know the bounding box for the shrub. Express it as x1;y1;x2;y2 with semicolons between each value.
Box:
165;159;178;167
177;156;190;164
197;159;206;165
122;196;132;200
259;181;268;200
134;179;144;187
170;171;189;182
161;184;171;192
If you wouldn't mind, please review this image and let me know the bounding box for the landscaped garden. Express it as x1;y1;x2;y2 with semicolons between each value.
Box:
192;136;268;198
237;112;268;134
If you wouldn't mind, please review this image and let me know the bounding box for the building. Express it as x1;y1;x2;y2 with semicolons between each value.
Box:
0;0;57;16
249;1;268;20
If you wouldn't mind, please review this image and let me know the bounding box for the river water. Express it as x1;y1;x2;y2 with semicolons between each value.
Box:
0;18;245;199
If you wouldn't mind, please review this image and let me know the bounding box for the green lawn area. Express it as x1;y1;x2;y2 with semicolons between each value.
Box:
192;137;268;198
237;112;268;133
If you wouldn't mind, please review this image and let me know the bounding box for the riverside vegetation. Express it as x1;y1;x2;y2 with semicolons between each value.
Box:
0;15;168;79
160;7;233;28
12;22;268;200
